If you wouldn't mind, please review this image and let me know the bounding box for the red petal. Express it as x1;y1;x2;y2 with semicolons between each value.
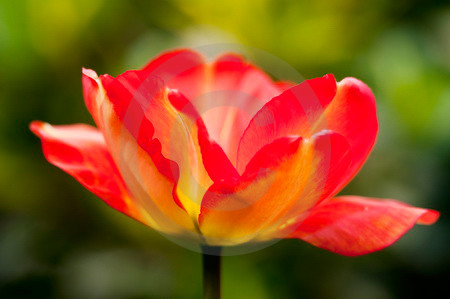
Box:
274;80;296;92
140;51;286;167
320;78;378;191
30;121;146;223
287;196;439;256
208;53;281;103
141;48;206;101
82;68;101;125
306;131;352;202
237;74;337;173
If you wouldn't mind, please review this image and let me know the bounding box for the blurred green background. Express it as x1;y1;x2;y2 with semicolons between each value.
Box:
1;0;449;298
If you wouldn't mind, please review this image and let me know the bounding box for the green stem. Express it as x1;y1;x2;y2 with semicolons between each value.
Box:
202;246;222;299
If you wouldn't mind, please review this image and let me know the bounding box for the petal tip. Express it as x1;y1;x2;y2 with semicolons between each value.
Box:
82;68;98;79
338;77;375;101
418;209;440;225
29;121;47;137
339;76;363;85
167;88;191;113
215;52;245;63
323;73;336;82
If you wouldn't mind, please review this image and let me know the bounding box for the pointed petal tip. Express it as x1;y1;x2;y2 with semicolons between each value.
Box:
323;73;336;81
29;121;47;137
418;209;440;225
82;67;98;78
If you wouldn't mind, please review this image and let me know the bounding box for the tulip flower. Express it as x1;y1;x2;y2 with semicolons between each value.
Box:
31;49;439;298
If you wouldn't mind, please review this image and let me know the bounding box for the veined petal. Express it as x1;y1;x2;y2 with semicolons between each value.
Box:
100;70;216;219
237;74;337;173
199;135;314;245
82;69;199;234
141;51;287;167
168;90;240;184
30;121;147;224
261;131;353;240
286;196;440;256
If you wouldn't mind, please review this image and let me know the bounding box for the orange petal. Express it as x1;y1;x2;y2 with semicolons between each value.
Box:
261;131;353;240
199;135;314;245
82;69;198;234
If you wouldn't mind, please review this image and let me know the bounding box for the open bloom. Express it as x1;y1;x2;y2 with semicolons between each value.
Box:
31;49;439;256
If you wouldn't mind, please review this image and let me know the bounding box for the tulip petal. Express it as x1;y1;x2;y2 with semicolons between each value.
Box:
82;68;102;125
239;76;377;190
275;80;296;92
82;69;198;233
287;196;440;256
199;130;353;244
319;78;378;191
100;70;217;217
167;89;240;184
142;51;288;166
142;48;206;101
199;135;318;244
212;53;282;98
261;131;353;240
196;54;285;165
237;74;337;173
30;121;147;224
